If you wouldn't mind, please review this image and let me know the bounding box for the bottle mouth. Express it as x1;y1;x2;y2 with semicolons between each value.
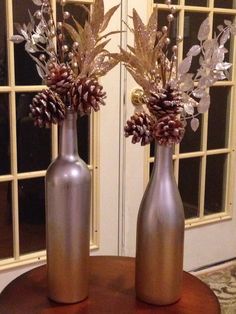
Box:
66;105;75;113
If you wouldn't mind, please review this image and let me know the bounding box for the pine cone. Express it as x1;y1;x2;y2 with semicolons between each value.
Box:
46;63;74;96
70;77;106;115
153;114;185;145
29;89;65;128
124;112;154;146
146;85;183;118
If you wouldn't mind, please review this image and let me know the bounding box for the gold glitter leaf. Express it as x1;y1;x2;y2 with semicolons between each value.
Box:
90;0;104;36
100;4;120;33
147;7;158;49
92;58;120;77
80;39;111;76
132;9;147;53
63;23;81;44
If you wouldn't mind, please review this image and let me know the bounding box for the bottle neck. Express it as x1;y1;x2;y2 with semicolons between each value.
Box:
152;142;174;179
59;110;79;159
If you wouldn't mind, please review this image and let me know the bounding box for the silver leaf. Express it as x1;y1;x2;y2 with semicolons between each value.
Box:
215;62;232;71
191;118;200;132
203;39;214;50
10;35;25;44
184;103;194;115
36;64;45;79
187;45;201;57
178;56;192;75
220;28;230;46
192;88;207;98
224;20;232;26
198;17;210;41
217;25;224;32
179;74;194;92
32;0;42;6
197;94;210;113
21;29;29;40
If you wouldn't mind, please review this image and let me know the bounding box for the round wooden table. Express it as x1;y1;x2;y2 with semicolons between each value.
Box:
0;256;220;314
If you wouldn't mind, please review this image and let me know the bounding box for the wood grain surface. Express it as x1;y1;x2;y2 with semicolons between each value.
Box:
0;256;221;314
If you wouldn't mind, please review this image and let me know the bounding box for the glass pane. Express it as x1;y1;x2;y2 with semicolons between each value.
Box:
150;142;155;158
179;158;200;219
13;0;42;85
185;0;208;6
16;93;51;172
213;14;234;65
56;2;89;26
183;12;208;73
77;115;90;164
207;87;230;150
214;0;235;9
154;0;178;4
180;115;202;153
0;93;11;175
19;177;46;254
204;154;227;215
0;0;8;85
0;182;13;259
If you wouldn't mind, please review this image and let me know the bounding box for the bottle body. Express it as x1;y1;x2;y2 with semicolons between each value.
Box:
45;110;91;303
135;143;184;305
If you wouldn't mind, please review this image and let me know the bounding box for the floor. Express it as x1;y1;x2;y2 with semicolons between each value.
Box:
195;260;236;314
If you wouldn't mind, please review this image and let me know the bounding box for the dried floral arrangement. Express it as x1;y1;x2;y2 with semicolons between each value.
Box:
11;0;120;127
120;0;236;146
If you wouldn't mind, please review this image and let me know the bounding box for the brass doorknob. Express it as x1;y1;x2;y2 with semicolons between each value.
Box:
131;88;145;107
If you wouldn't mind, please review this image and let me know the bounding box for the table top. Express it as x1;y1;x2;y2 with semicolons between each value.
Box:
0;256;220;314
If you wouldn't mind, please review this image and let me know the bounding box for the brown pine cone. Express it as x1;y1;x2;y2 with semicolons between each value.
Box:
70;77;106;115
46;62;74;96
29;89;65;128
146;85;183;118
153;114;185;146
124;112;154;146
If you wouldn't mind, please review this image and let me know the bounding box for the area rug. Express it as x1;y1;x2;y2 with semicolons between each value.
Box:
195;260;236;314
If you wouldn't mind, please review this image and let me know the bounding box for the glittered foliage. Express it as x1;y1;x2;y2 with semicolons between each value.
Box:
10;0;120;127
121;1;235;146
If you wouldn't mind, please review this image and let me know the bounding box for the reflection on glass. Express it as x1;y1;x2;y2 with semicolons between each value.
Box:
19;177;46;254
208;87;230;150
0;182;13;260
183;12;208;74
185;0;208;6
180;114;202;153
0;93;11;175
179;157;200;219
0;0;8;85
204;154;227;215
213;14;234;65
13;0;42;85
214;0;234;9
16;93;51;172
77;115;90;164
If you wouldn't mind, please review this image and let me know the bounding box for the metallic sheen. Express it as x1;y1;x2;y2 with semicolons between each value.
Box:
135;143;185;305
131;88;145;107
45;110;91;304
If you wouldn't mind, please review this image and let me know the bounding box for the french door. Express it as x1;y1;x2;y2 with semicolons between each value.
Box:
122;0;236;271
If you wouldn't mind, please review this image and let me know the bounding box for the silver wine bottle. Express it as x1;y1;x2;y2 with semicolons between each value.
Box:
135;143;185;305
45;109;91;304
